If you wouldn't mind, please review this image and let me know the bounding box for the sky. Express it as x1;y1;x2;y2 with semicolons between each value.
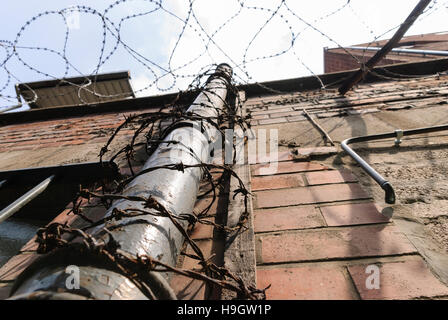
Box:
1;0;447;112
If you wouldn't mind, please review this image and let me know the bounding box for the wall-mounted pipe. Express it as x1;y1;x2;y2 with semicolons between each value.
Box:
8;64;233;300
341;123;448;204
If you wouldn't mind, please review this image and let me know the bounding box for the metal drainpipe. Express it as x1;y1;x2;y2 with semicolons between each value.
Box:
341;123;448;205
8;63;233;300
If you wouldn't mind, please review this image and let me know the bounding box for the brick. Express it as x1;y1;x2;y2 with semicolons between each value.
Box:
294;146;338;157
255;183;370;208
252;161;328;176
170;274;206;300
65;197;103;210
190;218;214;240
269;110;305;119
254;206;324;233
255;151;293;164
286;115;306;122
19;236;38;252
119;165;144;176
251;173;305;191
51;208;79;225
305;169;358;185
257;266;356;300
0;253;38;282
251;114;270;120
320;202;390;227
258;225;417;264
62;139;87;146
348;258;448;299
316;111;344;119
258;118;288;125
347;108;379;115
183;240;213;270
194;196;227;216
251;107;293;116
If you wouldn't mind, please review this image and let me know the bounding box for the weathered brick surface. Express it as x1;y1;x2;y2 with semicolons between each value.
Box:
253;148;337;165
0;253;38;282
254;183;370;208
252;107;293;116
183;240;213;270
254;206;325;233
189;218;214;240
258;118;288;125
320;202;390;226
170;274;206;300
305;169;358;185
251;173;305;191
258;225;417;264
252;161;328;176
257;266;356;300
194;196;227;216
294;146;338;157
348;258;448;299
171;239;214;300
324;51;405;73
0;108;159;153
255;151;293;164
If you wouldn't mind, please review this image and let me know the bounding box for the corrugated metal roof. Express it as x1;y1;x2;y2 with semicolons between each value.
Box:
17;71;135;109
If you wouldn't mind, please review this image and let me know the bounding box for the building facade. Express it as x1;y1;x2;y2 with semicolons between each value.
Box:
324;32;448;73
1;59;448;300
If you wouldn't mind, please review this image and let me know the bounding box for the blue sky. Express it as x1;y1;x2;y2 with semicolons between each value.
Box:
1;0;447;111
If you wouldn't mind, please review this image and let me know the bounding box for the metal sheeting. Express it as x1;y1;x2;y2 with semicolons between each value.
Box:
17;71;135;109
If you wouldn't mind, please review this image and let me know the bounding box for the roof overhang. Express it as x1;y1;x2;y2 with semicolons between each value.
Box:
17;71;135;109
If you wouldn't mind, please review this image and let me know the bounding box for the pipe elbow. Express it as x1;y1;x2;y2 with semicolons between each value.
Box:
381;182;396;204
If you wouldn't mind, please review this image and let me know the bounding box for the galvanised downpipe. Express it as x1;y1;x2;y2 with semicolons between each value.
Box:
8;64;233;300
341;123;448;204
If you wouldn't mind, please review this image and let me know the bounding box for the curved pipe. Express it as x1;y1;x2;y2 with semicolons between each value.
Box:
341;123;448;204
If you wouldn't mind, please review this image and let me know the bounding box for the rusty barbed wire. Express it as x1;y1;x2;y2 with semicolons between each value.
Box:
1;0;446;110
14;65;261;300
3;0;448;300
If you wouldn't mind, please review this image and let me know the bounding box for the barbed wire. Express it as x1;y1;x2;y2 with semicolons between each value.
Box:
1;0;447;110
4;0;448;300
8;64;268;300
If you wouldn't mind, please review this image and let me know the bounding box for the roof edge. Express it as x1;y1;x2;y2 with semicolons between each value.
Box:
1;58;448;126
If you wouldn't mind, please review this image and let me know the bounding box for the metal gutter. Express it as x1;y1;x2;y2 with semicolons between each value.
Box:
341;123;448;204
8;63;233;300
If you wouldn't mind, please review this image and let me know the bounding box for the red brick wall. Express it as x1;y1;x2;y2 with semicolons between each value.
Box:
324;51;405;73
0;109;159;154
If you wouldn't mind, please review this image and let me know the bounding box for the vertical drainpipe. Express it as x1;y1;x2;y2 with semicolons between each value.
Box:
9;64;233;300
